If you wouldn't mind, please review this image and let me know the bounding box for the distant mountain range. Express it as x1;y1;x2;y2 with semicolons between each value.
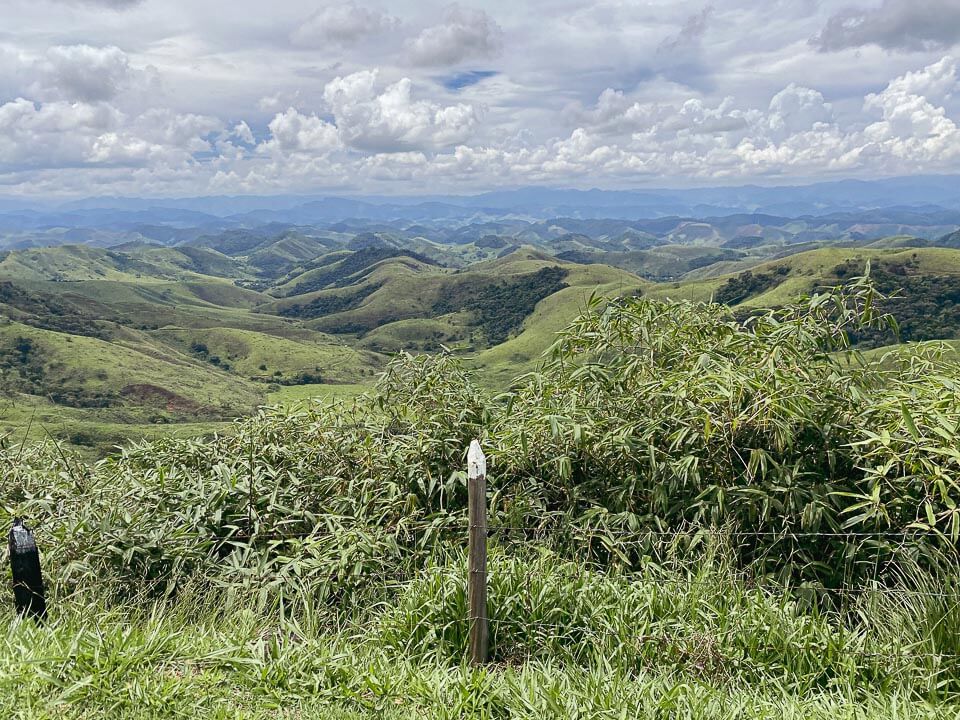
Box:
0;176;958;255
2;175;959;220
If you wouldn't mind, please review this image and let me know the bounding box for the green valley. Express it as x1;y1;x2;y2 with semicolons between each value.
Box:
0;232;636;453
1;215;960;456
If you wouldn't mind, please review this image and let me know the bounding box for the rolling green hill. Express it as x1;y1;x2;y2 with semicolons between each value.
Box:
262;247;592;349
152;326;380;384
0;320;262;451
0;244;179;282
558;244;746;280
469;260;645;385
0;242;644;452
0;235;959;456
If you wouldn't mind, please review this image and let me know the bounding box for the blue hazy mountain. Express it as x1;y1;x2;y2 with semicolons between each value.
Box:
0;176;956;251
21;175;960;219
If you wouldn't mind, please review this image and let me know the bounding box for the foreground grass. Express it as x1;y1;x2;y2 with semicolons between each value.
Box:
1;595;957;719
3;551;960;719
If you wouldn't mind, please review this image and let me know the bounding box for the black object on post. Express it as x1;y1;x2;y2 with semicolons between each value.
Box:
9;518;46;622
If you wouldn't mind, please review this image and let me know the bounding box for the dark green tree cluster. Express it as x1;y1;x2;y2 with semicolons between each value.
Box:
833;258;960;346
0;336;44;395
284;248;437;296
0;282;113;340
277;282;383;321
714;267;790;305
432;266;568;344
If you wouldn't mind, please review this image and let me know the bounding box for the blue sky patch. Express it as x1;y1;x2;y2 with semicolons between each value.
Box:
439;70;499;91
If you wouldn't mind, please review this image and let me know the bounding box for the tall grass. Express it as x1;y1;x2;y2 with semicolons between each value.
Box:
380;545;960;694
3;554;960;718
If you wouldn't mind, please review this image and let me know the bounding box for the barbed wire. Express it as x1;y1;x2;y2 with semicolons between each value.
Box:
37;564;960;601
484;525;944;538
107;524;958;542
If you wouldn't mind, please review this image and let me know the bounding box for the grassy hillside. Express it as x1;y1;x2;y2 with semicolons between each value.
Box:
0;243;395;453
186;227;348;280
0;242;628;452
263;248;609;353
359;317;464;353
0;243;257;284
0;320;264;416
558;244;746;280
0;244;167;282
648;246;960;306
0;394;230;454
153;326;380;384
6;285;960;717
263;254;447;333
0;238;959;456
470;261;645;385
120;242;245;275
469;244;960;386
270;246;440;297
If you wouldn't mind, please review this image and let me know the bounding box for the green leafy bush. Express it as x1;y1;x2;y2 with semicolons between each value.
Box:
2;274;959;605
490;278;959;586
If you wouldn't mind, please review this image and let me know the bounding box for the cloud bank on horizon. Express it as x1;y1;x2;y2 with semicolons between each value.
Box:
2;0;960;196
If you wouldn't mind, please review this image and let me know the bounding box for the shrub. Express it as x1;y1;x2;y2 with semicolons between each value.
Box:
3;275;960;608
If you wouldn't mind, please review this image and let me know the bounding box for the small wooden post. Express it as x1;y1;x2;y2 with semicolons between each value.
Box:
467;439;488;665
9;518;46;622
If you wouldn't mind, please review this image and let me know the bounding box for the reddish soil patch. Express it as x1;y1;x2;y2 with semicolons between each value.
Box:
120;384;201;413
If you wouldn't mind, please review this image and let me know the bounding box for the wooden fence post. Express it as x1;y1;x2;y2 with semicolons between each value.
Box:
9;518;46;622
467;439;488;665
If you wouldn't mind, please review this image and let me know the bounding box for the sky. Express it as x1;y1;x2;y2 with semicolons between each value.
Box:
2;0;960;197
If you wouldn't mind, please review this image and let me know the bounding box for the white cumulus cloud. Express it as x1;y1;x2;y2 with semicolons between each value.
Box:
291;3;399;47
259;108;340;155
34;45;135;102
321;69;479;151
0;98;220;170
766;84;834;139
861;56;960;165
406;4;503;66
